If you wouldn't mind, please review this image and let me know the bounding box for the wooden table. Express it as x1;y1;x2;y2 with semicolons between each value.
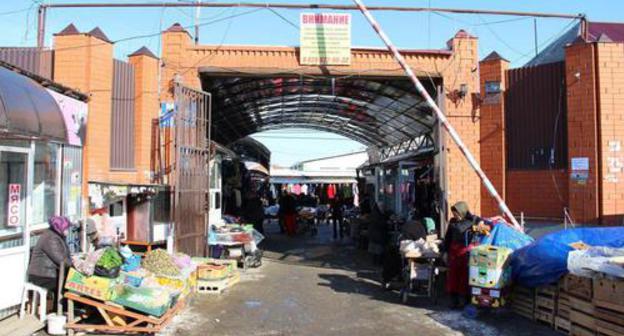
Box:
65;292;186;335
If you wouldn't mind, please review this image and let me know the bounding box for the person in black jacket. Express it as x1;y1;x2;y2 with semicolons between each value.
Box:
442;201;486;308
27;216;73;294
243;192;266;235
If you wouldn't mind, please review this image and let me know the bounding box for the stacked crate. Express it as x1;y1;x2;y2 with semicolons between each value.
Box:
534;284;558;326
563;274;595;336
510;285;535;319
592;277;624;336
555;289;572;334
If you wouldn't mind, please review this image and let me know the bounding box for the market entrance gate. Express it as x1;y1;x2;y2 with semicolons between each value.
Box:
160;24;483;221
171;83;212;256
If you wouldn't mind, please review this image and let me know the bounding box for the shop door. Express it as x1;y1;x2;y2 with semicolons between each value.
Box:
0;149;30;310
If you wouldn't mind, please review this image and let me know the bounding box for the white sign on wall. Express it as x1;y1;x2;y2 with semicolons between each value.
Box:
571;157;589;171
7;184;21;227
300;13;351;65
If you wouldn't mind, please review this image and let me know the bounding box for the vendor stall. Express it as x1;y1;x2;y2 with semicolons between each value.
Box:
0;61;88;318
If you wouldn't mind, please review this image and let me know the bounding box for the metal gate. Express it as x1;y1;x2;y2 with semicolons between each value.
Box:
172;83;212;256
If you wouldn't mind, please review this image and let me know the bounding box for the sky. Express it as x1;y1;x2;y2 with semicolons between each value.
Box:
1;0;622;166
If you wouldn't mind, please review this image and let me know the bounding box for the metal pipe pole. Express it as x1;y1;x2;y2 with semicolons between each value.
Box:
353;0;522;231
42;2;584;20
37;5;47;49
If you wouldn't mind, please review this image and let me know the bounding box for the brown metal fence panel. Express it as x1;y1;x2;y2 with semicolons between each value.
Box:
110;59;136;170
0;47;53;79
172;83;211;256
505;61;567;170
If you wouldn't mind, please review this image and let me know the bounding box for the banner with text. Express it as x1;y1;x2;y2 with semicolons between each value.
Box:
300;13;351;66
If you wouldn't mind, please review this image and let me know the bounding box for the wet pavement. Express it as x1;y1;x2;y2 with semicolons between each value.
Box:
161;221;559;336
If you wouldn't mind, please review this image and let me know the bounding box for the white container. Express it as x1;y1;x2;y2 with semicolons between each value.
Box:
47;313;67;335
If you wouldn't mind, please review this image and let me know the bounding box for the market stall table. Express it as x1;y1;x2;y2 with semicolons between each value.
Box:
64;292;186;336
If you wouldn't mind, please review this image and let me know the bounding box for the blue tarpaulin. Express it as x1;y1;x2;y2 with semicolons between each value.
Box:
480;221;534;251
510;227;624;287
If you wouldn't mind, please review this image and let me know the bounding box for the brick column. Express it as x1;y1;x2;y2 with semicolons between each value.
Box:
595;41;624;225
161;23;197;102
54;24;114;211
129;47;160;184
478;52;509;217
442;30;481;213
565;40;600;224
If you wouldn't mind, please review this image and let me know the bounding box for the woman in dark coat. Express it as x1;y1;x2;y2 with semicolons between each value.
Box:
442;201;482;308
27;216;73;293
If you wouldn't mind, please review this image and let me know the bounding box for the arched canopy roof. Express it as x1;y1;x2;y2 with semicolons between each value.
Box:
201;74;440;147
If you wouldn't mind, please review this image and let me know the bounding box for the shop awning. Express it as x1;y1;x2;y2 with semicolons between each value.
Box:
0;64;67;141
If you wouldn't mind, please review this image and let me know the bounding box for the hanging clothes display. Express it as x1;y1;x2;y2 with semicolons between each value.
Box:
301;184;308;195
293;184;302;195
352;183;359;206
327;184;336;200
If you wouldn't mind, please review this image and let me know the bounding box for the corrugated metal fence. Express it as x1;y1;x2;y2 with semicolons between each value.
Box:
0;47;53;79
505;61;568;170
110;59;136;170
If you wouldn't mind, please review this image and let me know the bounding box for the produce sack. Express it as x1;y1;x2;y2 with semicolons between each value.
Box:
480;220;534;251
142;249;181;277
568;246;624;278
510;227;624;287
112;285;172;317
94;247;124;278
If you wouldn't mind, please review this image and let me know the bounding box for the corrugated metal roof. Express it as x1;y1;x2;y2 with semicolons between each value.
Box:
202;75;439;148
525;21;624;67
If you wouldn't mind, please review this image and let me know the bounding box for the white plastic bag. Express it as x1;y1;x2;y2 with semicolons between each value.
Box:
568;246;624;278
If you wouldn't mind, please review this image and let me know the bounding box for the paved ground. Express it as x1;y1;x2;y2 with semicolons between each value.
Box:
161;221;559;336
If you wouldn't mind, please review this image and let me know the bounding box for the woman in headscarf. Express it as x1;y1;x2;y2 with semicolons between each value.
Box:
442;201;483;308
27;216;73;293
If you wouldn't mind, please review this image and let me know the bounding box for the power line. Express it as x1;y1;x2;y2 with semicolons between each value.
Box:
268;8;298;30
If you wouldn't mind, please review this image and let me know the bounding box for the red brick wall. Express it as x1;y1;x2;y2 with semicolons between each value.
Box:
479;57;508;217
596;42;624;225
565;42;601;224
506;170;568;219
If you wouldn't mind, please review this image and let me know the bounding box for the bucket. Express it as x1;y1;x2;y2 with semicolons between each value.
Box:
47;313;67;335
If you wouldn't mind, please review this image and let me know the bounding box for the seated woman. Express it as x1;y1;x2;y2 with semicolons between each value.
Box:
27;216;73;304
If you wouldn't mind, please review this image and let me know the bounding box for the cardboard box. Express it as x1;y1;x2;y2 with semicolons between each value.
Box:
469;245;512;269
469;266;511;289
65;268;117;301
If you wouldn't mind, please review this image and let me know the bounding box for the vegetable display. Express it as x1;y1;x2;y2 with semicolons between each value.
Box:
96;248;123;270
142;249;181;277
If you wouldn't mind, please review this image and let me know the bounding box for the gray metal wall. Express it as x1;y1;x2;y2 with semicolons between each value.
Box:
0;47;53;79
110;59;136;170
505;62;568;170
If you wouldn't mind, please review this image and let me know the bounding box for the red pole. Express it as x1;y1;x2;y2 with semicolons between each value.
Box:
353;0;522;231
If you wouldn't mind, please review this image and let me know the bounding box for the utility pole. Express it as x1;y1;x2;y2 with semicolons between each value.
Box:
194;0;201;44
534;18;539;56
37;5;47;49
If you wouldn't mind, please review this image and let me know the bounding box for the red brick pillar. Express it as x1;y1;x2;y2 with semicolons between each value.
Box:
565;40;600;224
479;52;509;217
129;47;160;185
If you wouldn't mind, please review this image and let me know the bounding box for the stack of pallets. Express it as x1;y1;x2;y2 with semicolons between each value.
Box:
564;274;595;336
510;286;535;320
592;277;624;336
534;284;558;327
555;289;572;334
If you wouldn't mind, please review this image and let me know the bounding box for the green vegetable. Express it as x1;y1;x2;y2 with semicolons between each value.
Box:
96;248;123;270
